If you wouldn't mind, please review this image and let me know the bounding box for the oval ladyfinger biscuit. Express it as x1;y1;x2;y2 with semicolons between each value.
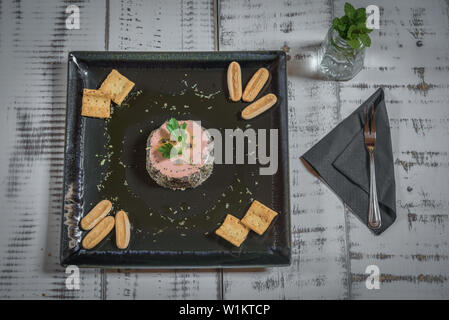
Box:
227;61;242;101
80;200;112;230
242;68;269;102
115;210;130;249
82;216;115;250
241;93;277;120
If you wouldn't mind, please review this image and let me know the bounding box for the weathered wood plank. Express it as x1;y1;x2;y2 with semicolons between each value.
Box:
105;269;221;299
218;0;350;299
104;0;220;300
109;0;215;51
334;0;449;299
0;0;106;299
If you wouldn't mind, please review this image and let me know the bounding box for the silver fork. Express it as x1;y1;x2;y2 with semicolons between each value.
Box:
364;105;382;230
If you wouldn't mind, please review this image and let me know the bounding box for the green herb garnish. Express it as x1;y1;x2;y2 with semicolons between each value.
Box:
158;143;174;159
332;3;373;50
157;118;188;158
166;118;187;134
166;118;179;133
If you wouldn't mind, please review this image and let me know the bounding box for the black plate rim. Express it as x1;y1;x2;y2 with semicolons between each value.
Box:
60;51;291;268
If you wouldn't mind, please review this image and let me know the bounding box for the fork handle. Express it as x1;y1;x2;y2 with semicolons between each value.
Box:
368;152;382;230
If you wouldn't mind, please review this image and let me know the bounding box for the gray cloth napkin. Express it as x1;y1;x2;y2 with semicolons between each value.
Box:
301;88;396;235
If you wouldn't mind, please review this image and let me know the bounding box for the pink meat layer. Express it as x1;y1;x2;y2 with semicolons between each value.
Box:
149;120;211;179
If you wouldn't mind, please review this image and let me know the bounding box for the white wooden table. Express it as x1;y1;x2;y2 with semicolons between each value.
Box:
0;0;448;299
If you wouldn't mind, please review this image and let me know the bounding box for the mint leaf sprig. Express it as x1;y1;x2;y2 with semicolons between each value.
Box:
157;118;188;159
332;2;373;50
166;117;187;136
158;142;174;159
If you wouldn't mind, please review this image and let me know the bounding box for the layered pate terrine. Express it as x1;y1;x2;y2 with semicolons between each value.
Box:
146;120;214;190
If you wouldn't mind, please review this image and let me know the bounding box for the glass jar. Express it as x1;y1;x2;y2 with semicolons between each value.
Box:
318;27;366;81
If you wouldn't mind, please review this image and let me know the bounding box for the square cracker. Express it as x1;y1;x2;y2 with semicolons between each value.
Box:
215;214;249;247
99;69;135;105
81;89;111;119
241;200;278;235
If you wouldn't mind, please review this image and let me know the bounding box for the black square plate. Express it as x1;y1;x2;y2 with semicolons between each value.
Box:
61;51;290;268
